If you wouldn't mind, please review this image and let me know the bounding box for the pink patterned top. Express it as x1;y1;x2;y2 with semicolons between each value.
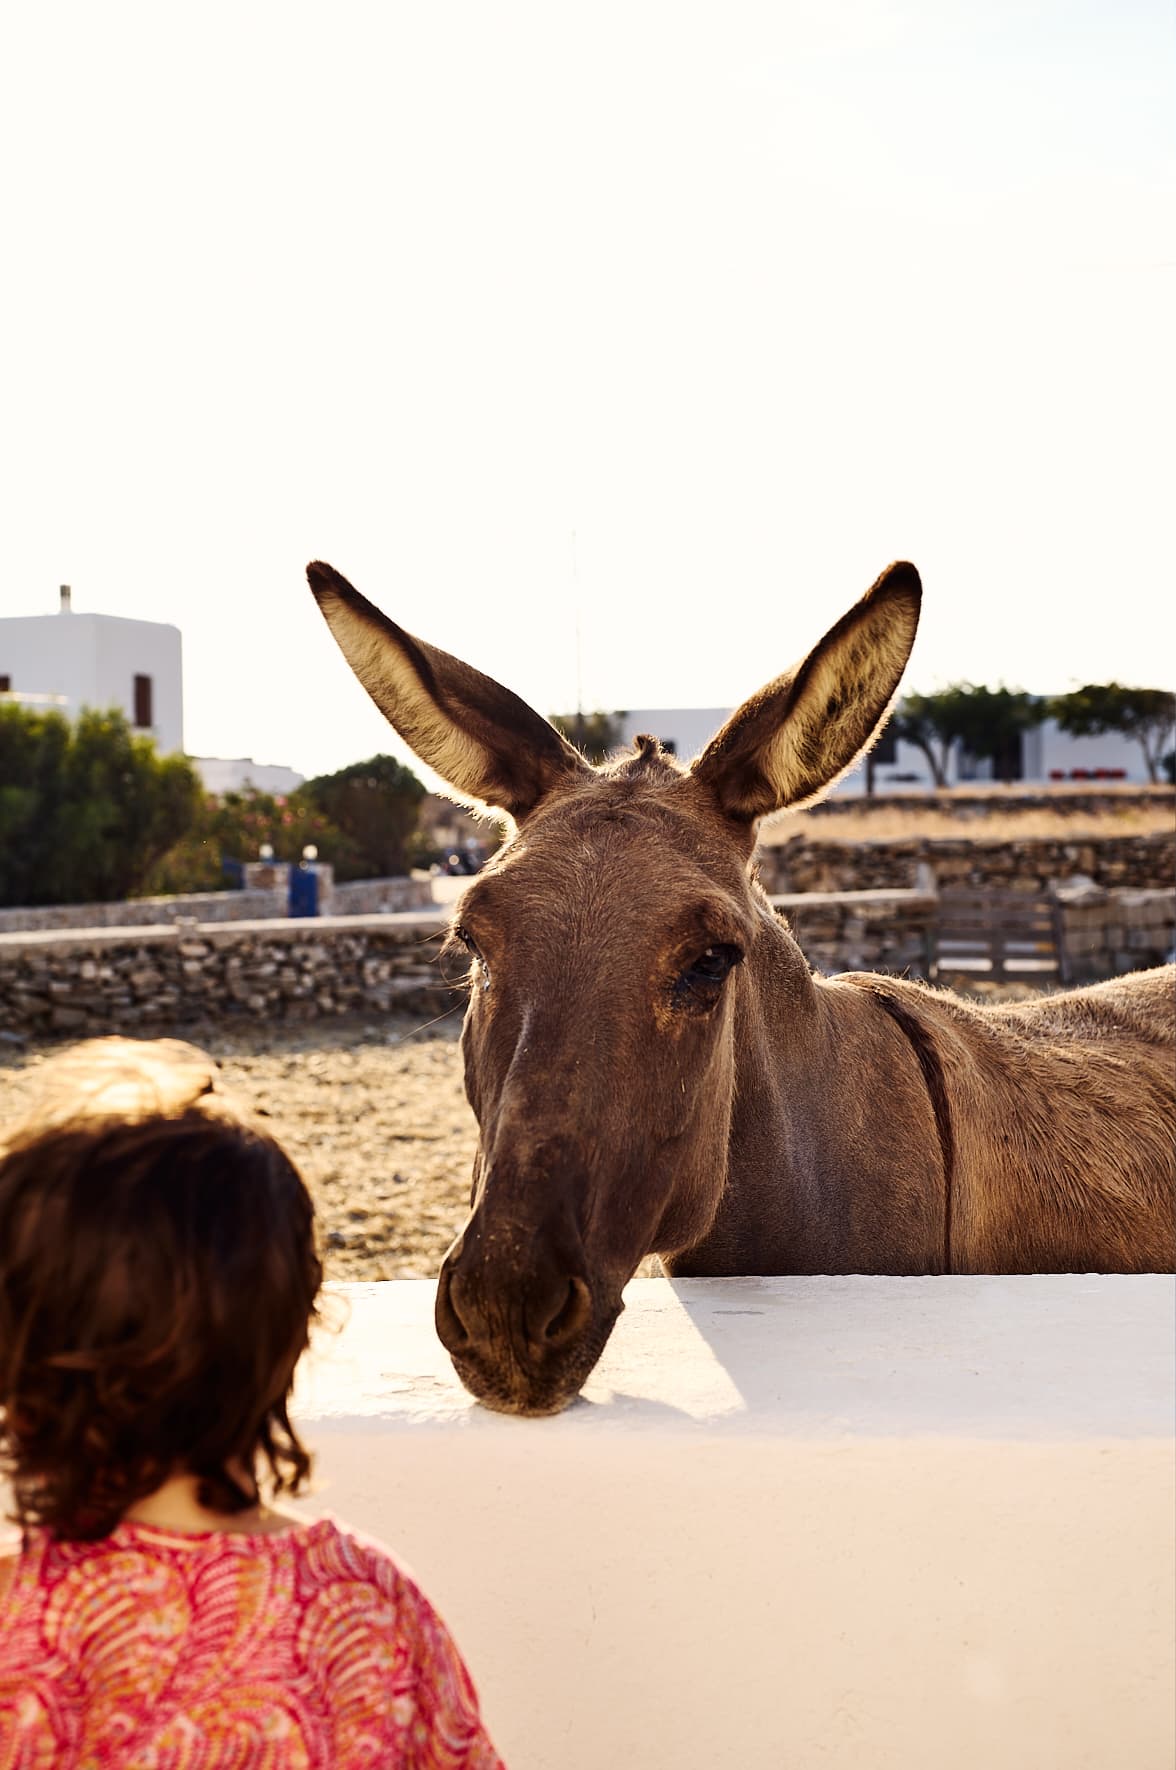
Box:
0;1513;504;1768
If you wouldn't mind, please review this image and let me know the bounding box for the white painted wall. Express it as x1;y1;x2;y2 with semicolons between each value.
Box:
0;606;183;754
595;710;1155;788
1028;716;1144;781
291;1276;1176;1770
193;757;305;795
616;708;731;760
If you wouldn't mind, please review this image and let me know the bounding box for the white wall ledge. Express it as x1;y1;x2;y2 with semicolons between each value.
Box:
0;909;450;952
293;1276;1175;1770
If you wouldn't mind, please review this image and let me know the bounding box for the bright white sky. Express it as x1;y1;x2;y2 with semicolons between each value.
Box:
2;0;1173;783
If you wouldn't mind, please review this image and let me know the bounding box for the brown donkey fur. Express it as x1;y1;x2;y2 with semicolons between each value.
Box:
307;559;1176;1415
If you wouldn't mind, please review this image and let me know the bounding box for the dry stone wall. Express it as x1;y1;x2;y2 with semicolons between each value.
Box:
772;891;937;979
0;915;455;1042
327;877;437;916
1055;885;1176;983
0;895;941;1043
0;887;286;936
758;831;1175;896
2;891;1171;1045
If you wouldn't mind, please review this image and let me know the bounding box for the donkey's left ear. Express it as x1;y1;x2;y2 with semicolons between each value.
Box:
691;561;921;821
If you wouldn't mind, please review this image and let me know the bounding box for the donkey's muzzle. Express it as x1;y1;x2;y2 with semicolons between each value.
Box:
437;1262;591;1355
435;1217;604;1413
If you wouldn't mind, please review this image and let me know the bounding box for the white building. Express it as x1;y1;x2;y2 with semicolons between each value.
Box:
192;757;306;795
1022;719;1141;784
860;717;1144;792
608;706;1154;788
615;708;731;760
0;587;307;793
0;585;183;755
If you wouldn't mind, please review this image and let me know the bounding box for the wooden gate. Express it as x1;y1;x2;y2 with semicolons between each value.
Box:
935;889;1061;982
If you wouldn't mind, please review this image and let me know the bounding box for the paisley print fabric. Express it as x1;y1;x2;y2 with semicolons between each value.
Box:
0;1515;504;1768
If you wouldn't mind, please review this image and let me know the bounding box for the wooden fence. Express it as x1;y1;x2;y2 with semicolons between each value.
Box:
934;889;1062;982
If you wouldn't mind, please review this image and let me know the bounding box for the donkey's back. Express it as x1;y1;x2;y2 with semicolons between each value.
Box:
992;963;1176;1048
911;965;1175;1273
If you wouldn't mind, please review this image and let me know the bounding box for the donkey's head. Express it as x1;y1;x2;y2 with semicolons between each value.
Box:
307;559;920;1413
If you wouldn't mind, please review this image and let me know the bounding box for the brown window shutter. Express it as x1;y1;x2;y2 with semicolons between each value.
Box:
133;674;153;728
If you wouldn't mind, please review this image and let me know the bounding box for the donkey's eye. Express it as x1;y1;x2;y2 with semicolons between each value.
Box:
676;943;742;1002
686;944;741;983
453;925;490;988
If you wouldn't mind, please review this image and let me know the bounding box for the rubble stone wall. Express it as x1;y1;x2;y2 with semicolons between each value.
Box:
772;890;938;979
0;896;941;1040
1054;884;1176;983
3;889;1170;1045
0;914;455;1041
758;830;1174;895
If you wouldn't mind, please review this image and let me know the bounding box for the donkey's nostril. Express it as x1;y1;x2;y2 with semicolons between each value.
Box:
537;1275;592;1349
435;1266;471;1350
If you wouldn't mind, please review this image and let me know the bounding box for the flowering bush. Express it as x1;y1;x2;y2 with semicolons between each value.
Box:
143;789;358;895
145;756;426;894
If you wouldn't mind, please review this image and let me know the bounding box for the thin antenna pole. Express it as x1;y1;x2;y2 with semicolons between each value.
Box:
572;529;584;749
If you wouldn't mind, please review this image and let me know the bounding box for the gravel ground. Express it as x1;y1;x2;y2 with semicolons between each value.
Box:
0;1010;476;1283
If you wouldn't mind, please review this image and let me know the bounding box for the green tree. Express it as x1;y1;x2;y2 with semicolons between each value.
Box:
890;685;1042;786
0;704;201;907
302;755;426;879
549;710;626;764
887;691;957;787
0;705;71;905
1048;684;1176;784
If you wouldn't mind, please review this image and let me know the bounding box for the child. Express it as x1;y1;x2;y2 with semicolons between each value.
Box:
0;1036;504;1768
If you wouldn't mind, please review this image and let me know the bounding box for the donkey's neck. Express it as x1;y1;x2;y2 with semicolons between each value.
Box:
669;923;946;1277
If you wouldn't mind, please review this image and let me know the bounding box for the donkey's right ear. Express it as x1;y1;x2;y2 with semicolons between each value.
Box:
307;563;590;819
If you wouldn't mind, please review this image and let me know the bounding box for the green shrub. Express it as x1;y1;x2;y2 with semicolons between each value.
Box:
0;705;201;907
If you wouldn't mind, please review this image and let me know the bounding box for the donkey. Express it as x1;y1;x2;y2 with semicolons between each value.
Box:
307;559;1176;1415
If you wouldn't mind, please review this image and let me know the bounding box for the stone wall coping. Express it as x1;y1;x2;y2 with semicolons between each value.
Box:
0;909;451;957
770;888;938;911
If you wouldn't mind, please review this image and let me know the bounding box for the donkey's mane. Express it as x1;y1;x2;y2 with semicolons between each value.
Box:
599;736;686;785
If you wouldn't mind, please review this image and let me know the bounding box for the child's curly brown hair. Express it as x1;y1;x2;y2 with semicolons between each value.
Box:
0;1038;323;1541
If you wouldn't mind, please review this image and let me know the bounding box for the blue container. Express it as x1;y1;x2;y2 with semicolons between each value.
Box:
288;864;319;918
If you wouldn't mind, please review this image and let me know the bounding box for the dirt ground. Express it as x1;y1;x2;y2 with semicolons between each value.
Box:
0;1011;478;1283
